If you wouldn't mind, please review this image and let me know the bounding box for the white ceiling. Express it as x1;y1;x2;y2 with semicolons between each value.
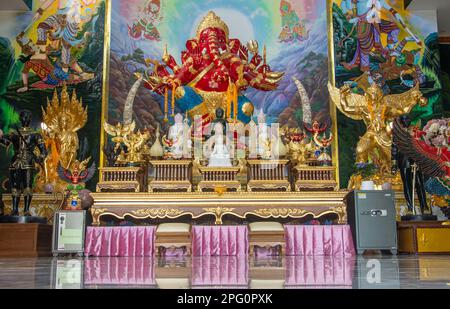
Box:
0;1;29;11
409;0;450;34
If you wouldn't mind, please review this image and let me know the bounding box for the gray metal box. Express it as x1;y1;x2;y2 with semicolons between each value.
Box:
345;190;397;255
52;210;86;256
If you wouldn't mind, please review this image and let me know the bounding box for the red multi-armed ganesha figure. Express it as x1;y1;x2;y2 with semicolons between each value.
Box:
143;11;284;124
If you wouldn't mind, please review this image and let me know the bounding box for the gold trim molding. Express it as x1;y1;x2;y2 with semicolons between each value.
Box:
89;191;348;225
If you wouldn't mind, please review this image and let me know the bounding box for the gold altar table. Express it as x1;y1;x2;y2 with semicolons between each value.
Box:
247;159;291;192
89;191;348;225
148;160;192;192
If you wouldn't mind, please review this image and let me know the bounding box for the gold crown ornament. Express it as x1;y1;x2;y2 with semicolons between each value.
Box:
196;11;229;40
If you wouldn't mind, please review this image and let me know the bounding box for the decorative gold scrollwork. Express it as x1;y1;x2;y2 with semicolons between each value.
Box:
203;207;235;224
131;208;184;217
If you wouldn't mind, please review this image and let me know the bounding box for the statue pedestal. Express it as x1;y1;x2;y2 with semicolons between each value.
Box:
0;216;47;224
0;223;52;257
247;159;291;192
96;165;147;192
292;165;337;191
208;157;232;167
148;160;192;192
197;166;241;192
1;192;66;224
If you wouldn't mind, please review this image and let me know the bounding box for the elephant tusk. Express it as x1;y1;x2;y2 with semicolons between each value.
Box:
265;71;285;79
265;76;283;84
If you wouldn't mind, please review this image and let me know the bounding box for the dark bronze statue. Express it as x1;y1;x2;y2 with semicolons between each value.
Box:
392;115;445;220
0;110;47;216
209;107;228;138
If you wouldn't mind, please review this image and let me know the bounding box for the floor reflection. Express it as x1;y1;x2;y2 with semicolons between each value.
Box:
1;255;450;289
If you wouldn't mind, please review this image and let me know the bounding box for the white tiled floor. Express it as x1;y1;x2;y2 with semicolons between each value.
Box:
0;255;449;289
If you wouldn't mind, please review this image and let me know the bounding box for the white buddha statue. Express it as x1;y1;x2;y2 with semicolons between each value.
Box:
207;122;232;167
167;113;185;159
257;110;270;158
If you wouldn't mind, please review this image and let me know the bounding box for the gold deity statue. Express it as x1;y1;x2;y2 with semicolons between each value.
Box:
328;82;427;174
104;121;152;164
36;85;87;191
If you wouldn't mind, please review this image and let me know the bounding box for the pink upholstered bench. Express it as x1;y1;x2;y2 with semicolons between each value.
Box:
284;225;355;256
191;225;248;256
84;226;156;257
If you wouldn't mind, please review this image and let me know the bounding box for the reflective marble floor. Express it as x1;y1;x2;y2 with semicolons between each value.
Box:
0;255;449;289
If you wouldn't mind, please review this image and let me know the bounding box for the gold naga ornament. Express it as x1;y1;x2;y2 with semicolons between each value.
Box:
35;85;87;192
328;82;427;187
104;120;152;164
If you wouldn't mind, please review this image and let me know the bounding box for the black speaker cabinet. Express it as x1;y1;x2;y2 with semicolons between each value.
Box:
345;190;397;255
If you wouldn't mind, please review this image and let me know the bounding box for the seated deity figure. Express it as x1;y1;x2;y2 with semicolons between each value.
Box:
207;122;232;167
167;113;187;159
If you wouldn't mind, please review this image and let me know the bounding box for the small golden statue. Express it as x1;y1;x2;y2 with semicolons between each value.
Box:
328;82;427;175
104;121;151;164
36;85;87;192
281;127;314;166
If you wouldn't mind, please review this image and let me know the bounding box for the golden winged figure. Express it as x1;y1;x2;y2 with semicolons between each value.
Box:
328;82;427;174
103;121;136;150
104;120;151;163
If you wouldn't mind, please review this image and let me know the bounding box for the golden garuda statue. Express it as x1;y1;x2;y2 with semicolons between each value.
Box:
36;85;87;191
328;82;427;174
104;121;151;164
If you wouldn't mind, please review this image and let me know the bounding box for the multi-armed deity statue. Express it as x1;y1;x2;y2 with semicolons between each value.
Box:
37;85;88;192
142;11;284;125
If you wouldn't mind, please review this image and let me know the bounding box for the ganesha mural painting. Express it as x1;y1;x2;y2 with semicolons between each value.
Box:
105;0;334;158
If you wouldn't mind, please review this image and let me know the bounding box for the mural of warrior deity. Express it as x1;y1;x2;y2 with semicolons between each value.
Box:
278;0;309;43
338;0;404;72
128;0;162;41
16;0;96;92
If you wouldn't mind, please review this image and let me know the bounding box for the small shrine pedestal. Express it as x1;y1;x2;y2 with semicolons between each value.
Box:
247;159;291;192
293;165;338;191
197;166;241;192
96;165;147;192
148;160;192;192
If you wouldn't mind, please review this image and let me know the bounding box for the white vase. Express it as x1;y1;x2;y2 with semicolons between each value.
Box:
361;180;375;190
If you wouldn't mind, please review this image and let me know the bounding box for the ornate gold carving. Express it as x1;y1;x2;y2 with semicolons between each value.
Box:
2;192;65;223
247;181;291;192
131;208;184;217
197;181;241;192
293;166;337;192
96;166;145;192
332;205;347;224
90;208;108;226
148;160;192;192
196;11;229;40
253;208;307;217
203;207;235;224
